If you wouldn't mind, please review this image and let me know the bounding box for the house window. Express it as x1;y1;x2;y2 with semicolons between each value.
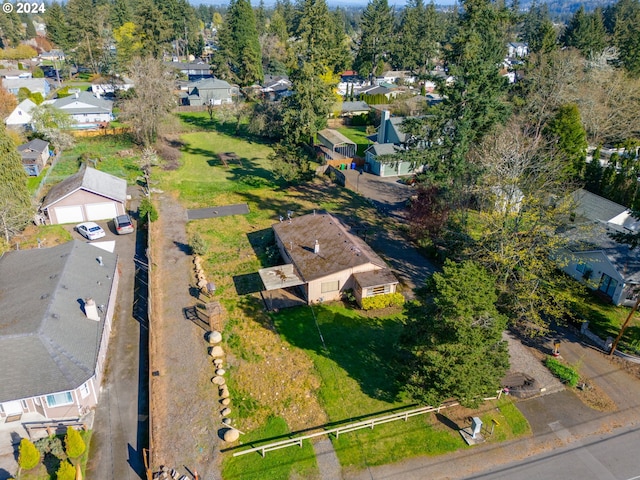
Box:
45;392;73;408
321;280;339;293
599;274;618;298
365;284;391;297
34;397;41;406
576;262;593;279
80;382;90;399
21;400;28;410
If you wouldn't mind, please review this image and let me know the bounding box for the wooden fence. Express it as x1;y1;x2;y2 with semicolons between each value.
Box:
71;127;131;137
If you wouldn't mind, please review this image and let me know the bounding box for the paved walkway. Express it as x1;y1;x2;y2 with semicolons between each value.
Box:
187;203;250;220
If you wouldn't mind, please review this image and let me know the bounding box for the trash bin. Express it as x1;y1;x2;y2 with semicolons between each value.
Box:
340;164;346;170
351;162;356;169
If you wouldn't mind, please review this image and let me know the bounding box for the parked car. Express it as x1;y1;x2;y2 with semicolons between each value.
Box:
113;214;134;235
76;222;106;240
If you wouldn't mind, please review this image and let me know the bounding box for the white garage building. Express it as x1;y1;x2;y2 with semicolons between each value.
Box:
42;165;127;224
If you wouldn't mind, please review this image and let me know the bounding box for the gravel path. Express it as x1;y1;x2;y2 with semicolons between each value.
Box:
149;194;222;480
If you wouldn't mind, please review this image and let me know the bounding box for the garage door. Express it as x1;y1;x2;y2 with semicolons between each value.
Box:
54;205;84;224
86;202;118;221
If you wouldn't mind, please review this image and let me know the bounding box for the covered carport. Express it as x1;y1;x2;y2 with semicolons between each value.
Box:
258;264;307;310
317;129;357;160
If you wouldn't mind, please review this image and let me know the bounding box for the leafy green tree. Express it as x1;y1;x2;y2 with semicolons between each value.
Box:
113;22;143;69
402;260;509;408
31;104;75;151
354;0;394;79
214;0;263;86
544;104;588;180
18;438;41;471
111;0;132;28
64;426;86;460
269;141;313;184
139;198;159;224
562;6;607;57
56;460;76;480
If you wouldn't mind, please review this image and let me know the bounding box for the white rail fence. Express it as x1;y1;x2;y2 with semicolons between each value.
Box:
232;398;498;458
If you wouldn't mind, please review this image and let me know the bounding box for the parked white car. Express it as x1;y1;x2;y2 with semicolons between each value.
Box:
75;222;106;241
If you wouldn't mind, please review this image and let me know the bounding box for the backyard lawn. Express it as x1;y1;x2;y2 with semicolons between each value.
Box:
336;125;372;157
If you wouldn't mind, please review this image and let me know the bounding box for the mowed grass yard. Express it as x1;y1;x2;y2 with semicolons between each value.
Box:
153;114;530;479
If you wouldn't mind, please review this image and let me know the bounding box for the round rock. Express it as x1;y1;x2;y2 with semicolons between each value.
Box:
215;368;226;376
221;407;231;416
211;376;226;385
220;397;231;406
223;428;239;442
207;331;223;344
219;388;230;398
208;346;224;357
222;417;232;425
213;358;224;366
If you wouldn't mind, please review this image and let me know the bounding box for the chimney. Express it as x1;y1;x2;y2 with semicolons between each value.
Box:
84;298;100;321
314;240;320;254
378;110;390;143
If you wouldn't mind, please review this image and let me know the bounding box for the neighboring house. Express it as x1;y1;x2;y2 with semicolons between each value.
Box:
2;77;53;97
0;241;118;421
180;78;236;106
45;91;113;128
365;110;421;177
4;98;37;128
17;138;50;176
165;61;212;81
259;212;398;306
339;101;370;118
507;42;529;58
378;70;416;85
91;80;133;98
42;165;127;224
39;49;66;61
0;69;32;79
358;84;397;101
261;75;292;101
560;189;640;306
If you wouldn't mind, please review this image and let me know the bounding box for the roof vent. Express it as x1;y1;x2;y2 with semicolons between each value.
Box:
84;297;100;321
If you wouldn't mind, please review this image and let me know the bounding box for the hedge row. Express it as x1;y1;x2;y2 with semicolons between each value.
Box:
361;292;405;310
544;356;580;387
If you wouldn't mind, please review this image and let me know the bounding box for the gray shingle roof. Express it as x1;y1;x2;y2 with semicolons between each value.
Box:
367;143;398;156
571;189;628;224
18;138;49;155
273;212;387;282
50;91;113;114
341;101;369;113
0;241;118;402
43;165;127;209
318;129;356;147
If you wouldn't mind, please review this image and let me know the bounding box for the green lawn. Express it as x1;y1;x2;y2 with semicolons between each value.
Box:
336;125;372;157
49;136;142;186
221;417;319;480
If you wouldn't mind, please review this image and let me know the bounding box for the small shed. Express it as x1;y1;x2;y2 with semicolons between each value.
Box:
317;129;357;159
17;139;50;176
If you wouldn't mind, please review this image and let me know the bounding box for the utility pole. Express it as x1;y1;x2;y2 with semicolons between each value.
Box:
609;294;640;356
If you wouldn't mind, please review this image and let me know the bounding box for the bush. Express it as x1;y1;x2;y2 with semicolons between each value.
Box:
545;357;580;387
190;232;209;256
18;438;41;471
361;292;405;310
34;436;65;458
64;426;86;459
56;460;76;480
139;198;158;224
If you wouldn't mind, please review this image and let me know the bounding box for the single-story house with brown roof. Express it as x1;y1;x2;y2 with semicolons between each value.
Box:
42;165;127;224
259;212;398;306
0;241;118;421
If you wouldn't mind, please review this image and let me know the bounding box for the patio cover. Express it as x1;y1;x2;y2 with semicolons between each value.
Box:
259;264;305;290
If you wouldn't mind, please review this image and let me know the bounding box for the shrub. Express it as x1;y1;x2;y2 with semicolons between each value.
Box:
190;233;209;256
56;460;76;480
34;435;65;458
139;198;158;224
18;438;41;471
361;292;405;310
64;426;86;459
545;357;580;387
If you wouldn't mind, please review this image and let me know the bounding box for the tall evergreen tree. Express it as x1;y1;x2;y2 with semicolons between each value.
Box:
354;0;394;80
544;103;588;181
135;0;171;58
111;0;132;29
214;0;262;85
611;0;640;77
522;3;557;54
393;0;440;72
0;122;32;244
44;2;70;49
562;6;607;57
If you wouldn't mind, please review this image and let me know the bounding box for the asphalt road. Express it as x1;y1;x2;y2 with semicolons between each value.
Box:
467;425;640;480
85;190;148;480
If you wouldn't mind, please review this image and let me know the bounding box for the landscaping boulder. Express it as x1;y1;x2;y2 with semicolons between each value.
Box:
219;387;230;398
211;376;226;385
223;428;239;442
221;407;231;416
220;398;231;406
207;331;223;344
215;368;226;376
208;346;224;357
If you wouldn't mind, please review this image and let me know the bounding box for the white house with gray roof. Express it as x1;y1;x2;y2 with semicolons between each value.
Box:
180;78;236;106
5;98;37;128
42;165;127;224
560;189;640;306
44;91;113;128
0;241;119;421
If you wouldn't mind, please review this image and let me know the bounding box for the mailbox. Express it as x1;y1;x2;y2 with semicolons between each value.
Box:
471;417;483;439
